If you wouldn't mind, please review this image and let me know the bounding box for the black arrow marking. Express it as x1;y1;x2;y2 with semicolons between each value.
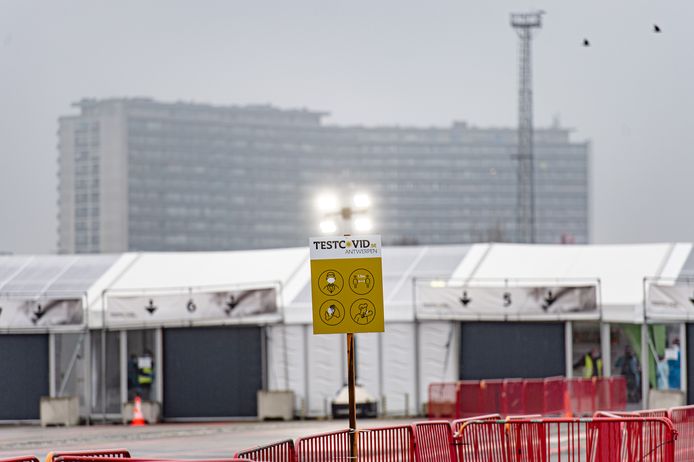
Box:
689;295;694;306
459;291;472;307
542;291;557;311
225;295;239;315
31;303;46;324
145;299;157;315
186;299;197;313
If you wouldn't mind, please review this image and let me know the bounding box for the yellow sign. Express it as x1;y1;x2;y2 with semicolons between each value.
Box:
309;235;384;334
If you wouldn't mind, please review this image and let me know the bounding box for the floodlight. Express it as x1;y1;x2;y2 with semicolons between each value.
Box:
320;219;338;234
353;217;373;232
352;193;371;209
316;193;339;213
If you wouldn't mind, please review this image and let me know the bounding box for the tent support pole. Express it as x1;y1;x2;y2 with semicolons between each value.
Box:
601;322;611;377
565;321;573;378
641;323;650;409
120;330;127;407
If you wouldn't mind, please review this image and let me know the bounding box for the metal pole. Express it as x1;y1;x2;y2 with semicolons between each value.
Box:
347;332;357;462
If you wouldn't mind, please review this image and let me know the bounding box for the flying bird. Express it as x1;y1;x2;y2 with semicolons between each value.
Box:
654;24;661;33
583;38;590;47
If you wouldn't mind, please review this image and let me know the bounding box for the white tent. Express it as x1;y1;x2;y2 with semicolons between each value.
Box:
1;242;694;419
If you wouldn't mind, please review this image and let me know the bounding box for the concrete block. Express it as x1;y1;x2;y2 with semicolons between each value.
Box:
257;390;295;421
40;396;80;427
648;389;686;409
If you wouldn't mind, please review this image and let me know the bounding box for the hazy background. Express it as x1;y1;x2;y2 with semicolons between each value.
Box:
0;0;692;253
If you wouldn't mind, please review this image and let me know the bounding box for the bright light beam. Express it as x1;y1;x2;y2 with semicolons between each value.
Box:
353;193;371;209
353;217;373;232
320;219;338;234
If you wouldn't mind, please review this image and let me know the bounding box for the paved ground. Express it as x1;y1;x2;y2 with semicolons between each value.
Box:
0;419;419;461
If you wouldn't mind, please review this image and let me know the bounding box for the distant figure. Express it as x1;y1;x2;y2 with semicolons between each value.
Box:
137;350;154;400
667;339;681;390
657;354;669;390
574;347;603;378
616;345;641;403
127;354;140;400
654;24;661;33
583;38;590;47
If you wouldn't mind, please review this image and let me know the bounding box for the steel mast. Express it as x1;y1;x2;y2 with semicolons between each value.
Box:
510;11;543;243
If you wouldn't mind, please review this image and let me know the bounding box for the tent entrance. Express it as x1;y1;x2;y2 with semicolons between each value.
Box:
459;322;565;380
163;325;263;419
0;334;48;420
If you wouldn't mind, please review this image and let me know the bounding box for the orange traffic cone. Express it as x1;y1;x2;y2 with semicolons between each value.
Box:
131;396;146;426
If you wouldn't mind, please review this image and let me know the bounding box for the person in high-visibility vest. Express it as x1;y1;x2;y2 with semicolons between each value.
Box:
573;347;603;378
136;351;154;400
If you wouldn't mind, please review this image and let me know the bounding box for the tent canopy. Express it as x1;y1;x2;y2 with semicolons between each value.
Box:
0;242;692;330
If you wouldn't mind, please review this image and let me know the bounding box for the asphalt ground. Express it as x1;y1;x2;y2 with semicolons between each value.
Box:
0;419;420;461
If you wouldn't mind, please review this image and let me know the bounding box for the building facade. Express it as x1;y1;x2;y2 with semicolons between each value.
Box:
57;98;589;253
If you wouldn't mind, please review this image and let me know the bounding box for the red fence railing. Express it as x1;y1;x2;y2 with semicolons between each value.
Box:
234;439;295;462
430;376;628;419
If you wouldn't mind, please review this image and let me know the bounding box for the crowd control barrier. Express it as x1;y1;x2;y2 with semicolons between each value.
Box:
0;458;40;462
295;425;415;462
54;458;247;462
47;450;131;462
429;376;628;419
456;417;676;462
669;405;694;461
295;429;349;462
234;439;295;462
639;408;669;419
411;421;456;462
451;415;501;436
427;383;458;421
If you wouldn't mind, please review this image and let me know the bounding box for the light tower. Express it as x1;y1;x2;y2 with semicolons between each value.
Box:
510;11;544;243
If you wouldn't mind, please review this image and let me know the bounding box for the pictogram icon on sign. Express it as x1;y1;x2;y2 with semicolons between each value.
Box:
350;299;376;325
349;268;374;295
319;269;344;296
320;299;345;326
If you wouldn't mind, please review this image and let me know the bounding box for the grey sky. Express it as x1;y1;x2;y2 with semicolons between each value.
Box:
0;0;692;253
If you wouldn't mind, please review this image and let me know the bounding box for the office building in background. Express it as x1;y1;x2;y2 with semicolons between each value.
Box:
57;98;589;253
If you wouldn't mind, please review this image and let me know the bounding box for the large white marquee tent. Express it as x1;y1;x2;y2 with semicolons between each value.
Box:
0;242;693;421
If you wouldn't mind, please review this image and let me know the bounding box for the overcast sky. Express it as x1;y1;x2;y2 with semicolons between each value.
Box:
0;0;692;253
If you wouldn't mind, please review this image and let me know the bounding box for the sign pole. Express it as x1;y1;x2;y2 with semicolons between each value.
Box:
347;332;357;462
309;233;383;462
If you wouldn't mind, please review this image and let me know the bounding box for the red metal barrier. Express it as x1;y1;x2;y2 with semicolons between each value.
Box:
456;417;676;462
542;377;567;416
502;379;524;416
451;414;501;436
427;383;458;419
429;376;628;419
480;380;504;417
669;405;694;461
48;451;131;462
522;379;545;415
609;376;628;411
638;408;669;419
411;421;456;462
295;429;350;462
455;381;484;418
358;425;415;462
54;458;247;462
568;378;596;416
234;439;295;462
1;457;40;462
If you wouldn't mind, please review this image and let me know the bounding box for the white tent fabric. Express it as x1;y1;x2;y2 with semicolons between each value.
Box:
2;242;694;417
452;243;692;323
89;248;308;328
